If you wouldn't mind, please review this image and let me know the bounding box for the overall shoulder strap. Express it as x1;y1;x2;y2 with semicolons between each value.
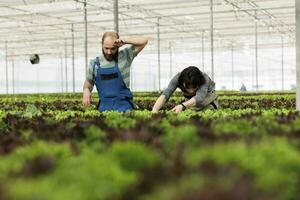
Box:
95;57;100;66
94;57;100;69
93;57;101;74
93;57;101;80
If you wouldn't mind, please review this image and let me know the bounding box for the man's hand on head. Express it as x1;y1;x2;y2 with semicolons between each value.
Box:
113;39;125;47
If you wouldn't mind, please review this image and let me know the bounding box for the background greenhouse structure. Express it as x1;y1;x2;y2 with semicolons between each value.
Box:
0;0;296;93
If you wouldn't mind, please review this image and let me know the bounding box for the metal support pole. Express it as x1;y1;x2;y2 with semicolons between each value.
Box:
84;0;88;76
65;39;68;93
60;55;64;93
202;31;205;72
5;41;8;94
72;24;75;93
231;45;234;90
281;35;284;91
36;61;39;93
297;0;300;110
114;0;119;33
255;10;258;91
12;59;15;94
169;41;173;79
210;0;214;81
157;17;161;91
57;59;60;92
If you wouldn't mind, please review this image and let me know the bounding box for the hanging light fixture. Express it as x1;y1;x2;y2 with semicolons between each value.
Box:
29;54;40;64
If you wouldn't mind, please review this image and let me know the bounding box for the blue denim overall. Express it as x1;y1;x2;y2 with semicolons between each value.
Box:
94;57;134;112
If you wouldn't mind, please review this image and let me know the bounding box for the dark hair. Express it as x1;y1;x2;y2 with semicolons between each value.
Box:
178;66;205;90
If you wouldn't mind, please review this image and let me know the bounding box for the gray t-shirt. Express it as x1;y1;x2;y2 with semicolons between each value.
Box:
162;71;215;107
86;45;135;87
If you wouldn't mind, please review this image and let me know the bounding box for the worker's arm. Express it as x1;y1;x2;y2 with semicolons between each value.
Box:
82;59;97;107
114;36;149;56
152;73;180;112
152;94;167;112
171;97;196;113
82;80;94;107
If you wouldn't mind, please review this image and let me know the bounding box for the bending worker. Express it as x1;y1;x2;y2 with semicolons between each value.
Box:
82;31;148;112
152;66;218;113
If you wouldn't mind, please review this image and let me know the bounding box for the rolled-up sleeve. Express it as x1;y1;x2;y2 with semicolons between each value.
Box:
86;59;96;85
162;73;180;101
124;45;135;62
195;74;210;107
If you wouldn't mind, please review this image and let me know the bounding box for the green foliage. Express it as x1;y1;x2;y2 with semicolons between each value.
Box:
166;109;198;122
5;104;43;119
0;141;72;180
24;104;42;118
213;119;264;136
83;125;105;143
255;115;292;135
162;125;199;151
82;109;102;118
130;110;152;120
0;110;7;132
0;92;300;199
140;175;204;200
108;141;159;172
80;125;106;151
7;150;137;200
103;111;136;129
0;110;5;119
53;110;83;121
186;138;300;200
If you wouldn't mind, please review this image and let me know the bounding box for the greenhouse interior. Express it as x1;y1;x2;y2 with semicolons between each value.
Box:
0;0;299;200
0;0;295;93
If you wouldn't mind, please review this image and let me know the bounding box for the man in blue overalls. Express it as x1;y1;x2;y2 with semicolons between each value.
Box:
82;32;148;112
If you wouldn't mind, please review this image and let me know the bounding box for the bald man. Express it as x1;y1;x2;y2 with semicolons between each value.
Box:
82;32;148;112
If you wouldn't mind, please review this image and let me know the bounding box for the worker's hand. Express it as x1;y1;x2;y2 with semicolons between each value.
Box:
82;88;92;107
114;39;125;47
170;104;184;113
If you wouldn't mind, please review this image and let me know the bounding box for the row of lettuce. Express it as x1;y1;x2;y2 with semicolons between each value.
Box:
0;105;300;136
0;93;296;111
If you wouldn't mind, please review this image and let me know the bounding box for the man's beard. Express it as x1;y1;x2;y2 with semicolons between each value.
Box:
102;49;118;62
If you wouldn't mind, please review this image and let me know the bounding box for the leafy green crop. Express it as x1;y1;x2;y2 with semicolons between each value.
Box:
103;111;136;129
0;92;300;200
186;138;300;200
